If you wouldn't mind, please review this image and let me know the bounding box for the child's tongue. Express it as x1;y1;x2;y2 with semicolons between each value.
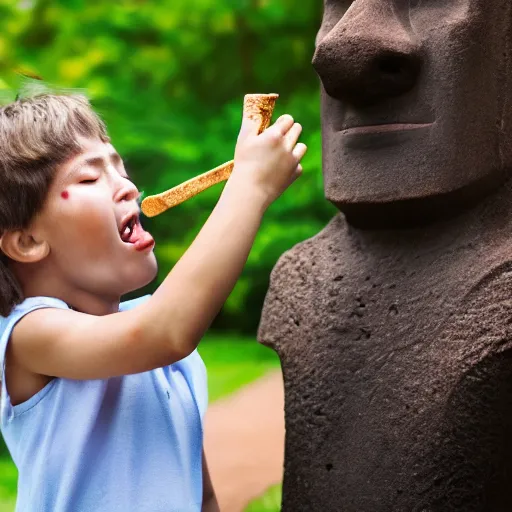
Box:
127;222;142;244
127;221;154;249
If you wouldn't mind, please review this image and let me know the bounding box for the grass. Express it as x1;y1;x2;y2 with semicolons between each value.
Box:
0;459;17;512
0;334;281;510
198;333;280;402
245;484;282;512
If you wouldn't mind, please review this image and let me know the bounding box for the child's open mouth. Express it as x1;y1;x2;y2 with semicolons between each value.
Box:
119;213;155;251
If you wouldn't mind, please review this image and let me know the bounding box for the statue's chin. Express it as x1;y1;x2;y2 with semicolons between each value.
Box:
329;173;506;230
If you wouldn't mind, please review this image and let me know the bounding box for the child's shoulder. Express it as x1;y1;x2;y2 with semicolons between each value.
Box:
1;293;152;319
0;296;69;336
0;293;151;324
118;294;151;312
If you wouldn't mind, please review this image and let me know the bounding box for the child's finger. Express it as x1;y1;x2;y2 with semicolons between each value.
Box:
284;123;303;151
237;116;261;141
291;164;303;183
269;115;295;137
293;143;308;161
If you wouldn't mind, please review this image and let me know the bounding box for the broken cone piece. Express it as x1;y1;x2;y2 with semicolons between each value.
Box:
141;161;235;217
243;93;279;135
141;93;279;217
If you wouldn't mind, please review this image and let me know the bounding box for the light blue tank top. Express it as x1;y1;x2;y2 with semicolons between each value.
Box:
0;295;208;512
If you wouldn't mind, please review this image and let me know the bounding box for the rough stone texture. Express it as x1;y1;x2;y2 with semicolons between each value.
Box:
258;0;512;510
312;0;512;227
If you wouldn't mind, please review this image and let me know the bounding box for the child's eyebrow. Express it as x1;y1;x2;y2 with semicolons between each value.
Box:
69;151;131;179
83;151;122;169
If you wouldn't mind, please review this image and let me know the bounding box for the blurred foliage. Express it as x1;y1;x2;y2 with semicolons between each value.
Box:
0;0;336;332
245;483;282;511
198;334;280;402
0;458;16;505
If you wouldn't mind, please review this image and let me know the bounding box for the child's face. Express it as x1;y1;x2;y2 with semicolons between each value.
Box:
33;137;158;300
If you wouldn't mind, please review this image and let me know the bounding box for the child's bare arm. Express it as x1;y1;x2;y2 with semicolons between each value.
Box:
10;114;306;380
10;307;172;379
9;186;268;380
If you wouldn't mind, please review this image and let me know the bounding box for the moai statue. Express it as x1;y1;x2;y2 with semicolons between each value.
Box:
258;1;512;511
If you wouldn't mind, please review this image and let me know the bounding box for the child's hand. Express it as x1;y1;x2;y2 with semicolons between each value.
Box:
230;114;307;208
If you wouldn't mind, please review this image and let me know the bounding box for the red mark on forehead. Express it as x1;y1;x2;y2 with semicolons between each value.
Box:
61;191;69;200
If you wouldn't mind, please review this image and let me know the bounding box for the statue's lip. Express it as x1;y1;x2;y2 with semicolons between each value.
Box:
339;122;434;135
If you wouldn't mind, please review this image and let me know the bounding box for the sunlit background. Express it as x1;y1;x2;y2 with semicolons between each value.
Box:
0;0;335;510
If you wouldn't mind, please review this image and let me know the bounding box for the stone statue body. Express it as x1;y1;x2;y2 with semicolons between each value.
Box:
258;1;512;510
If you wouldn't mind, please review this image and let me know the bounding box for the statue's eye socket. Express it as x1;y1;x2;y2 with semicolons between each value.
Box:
323;0;352;17
324;0;352;7
325;0;353;5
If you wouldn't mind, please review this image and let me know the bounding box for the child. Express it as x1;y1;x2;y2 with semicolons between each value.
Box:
0;93;306;511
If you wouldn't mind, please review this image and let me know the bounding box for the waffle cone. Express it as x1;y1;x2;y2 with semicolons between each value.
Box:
141;93;279;217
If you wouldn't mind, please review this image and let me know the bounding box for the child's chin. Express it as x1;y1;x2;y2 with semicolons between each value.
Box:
131;260;158;290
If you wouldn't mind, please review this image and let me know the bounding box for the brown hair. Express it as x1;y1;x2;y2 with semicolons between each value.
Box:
0;93;109;316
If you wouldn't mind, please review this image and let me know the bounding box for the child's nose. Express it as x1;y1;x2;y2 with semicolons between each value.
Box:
114;177;140;204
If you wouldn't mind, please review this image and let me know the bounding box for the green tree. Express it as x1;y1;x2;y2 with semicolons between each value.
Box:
0;0;335;332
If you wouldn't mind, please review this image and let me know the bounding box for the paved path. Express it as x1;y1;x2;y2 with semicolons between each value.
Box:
203;370;285;512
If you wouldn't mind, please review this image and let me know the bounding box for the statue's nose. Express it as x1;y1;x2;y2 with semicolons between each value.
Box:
312;6;421;106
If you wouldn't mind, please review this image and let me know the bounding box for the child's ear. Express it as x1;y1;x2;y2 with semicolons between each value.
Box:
0;230;49;263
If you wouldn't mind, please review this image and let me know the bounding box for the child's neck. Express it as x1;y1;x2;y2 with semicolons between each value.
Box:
11;261;121;316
